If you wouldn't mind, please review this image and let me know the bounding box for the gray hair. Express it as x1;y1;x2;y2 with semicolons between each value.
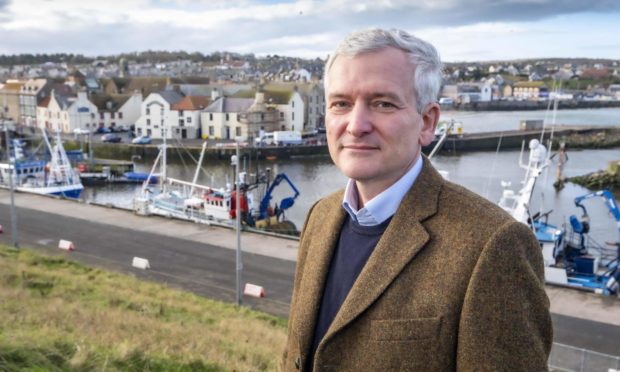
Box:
324;28;443;114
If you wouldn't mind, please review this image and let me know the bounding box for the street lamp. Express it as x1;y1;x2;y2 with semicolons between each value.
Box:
231;142;243;306
3;123;19;248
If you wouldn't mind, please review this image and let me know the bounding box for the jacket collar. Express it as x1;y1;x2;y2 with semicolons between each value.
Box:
295;156;445;358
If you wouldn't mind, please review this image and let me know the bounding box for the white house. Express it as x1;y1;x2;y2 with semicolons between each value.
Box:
134;91;184;139
36;90;98;133
89;91;142;131
169;95;211;139
200;97;254;140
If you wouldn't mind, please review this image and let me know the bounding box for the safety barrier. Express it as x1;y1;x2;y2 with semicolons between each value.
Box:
549;342;620;372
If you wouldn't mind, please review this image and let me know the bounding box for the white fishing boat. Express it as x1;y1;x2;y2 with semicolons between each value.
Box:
134;138;300;235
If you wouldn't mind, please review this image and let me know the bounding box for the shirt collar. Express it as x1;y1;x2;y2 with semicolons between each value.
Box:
342;155;424;226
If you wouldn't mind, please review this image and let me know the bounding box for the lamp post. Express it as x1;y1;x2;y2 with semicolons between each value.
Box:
3;123;19;248
231;142;243;306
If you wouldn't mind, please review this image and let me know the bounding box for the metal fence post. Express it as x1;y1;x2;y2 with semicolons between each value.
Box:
580;349;585;372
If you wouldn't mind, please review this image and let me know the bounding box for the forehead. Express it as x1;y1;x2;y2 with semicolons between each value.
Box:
326;47;415;97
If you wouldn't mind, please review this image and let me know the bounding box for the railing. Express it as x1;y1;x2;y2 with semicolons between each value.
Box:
549;343;620;372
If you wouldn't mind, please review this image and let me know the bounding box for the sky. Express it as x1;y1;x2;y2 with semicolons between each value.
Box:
0;0;618;62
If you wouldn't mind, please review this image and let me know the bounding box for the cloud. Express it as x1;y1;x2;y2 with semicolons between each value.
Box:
0;0;618;59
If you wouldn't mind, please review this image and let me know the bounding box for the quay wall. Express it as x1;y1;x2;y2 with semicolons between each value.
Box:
448;100;620;111
85;126;620;161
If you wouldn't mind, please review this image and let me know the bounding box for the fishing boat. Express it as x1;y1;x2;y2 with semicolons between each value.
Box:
0;129;83;198
134;139;299;235
498;140;618;296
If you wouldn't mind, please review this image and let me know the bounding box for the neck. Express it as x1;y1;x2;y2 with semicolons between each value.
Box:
355;156;419;208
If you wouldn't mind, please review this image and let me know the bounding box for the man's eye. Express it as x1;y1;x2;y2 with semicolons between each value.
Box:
372;101;397;110
330;101;351;110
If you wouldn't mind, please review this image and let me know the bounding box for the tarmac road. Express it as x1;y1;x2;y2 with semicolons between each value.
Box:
0;203;296;317
1;198;619;356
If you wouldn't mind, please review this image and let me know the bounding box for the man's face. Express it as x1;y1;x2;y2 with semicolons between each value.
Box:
325;47;438;197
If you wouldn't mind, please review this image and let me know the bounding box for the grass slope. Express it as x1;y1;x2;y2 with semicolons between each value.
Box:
0;245;287;371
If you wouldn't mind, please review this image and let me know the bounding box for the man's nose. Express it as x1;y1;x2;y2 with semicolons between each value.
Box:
346;103;372;137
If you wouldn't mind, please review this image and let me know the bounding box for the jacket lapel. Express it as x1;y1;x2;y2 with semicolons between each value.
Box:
293;192;347;358
321;158;444;345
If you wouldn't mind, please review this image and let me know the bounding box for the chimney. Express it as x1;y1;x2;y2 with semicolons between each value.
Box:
211;88;220;100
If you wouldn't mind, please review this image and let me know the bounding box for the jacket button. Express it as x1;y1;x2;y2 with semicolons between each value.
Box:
294;356;301;369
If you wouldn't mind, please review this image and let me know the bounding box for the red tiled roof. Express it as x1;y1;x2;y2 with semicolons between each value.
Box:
172;96;211;111
38;96;51;108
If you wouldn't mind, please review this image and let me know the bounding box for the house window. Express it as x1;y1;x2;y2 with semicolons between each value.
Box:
292;101;295;108
119;112;123;119
147;119;151;126
186;117;191;123
160;107;164;115
292;112;295;120
91;113;95;119
138;128;142;135
100;112;104;119
179;110;184;116
261;113;265;120
147;129;152;136
176;128;180;134
146;108;150;115
280;112;284;119
111;112;115;119
209;113;213;121
179;119;184;126
235;127;241;136
225;113;229;121
209;126;214;136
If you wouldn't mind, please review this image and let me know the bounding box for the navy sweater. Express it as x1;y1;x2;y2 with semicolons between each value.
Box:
307;214;391;370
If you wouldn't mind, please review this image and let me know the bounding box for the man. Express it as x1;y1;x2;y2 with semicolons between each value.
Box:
283;28;552;371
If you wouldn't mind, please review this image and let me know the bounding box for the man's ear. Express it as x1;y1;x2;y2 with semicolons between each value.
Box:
418;103;440;146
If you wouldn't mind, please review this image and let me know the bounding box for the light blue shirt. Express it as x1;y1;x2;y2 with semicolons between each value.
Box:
342;155;424;226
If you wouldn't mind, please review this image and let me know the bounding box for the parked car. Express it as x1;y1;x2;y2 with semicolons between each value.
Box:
73;128;91;135
131;135;151;145
95;126;111;134
101;133;122;143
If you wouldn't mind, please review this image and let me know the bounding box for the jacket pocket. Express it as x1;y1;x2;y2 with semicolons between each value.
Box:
370;317;440;341
365;317;442;371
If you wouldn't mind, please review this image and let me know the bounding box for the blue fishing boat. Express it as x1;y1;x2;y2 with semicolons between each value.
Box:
0;129;83;198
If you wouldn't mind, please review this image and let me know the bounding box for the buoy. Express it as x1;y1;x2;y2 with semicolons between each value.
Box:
244;283;265;298
132;257;150;270
58;239;74;251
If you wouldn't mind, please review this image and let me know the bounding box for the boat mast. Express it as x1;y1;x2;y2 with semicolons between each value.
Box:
190;141;208;196
162;125;167;183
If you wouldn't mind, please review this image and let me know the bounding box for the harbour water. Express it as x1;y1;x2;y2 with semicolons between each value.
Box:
81;108;620;243
443;107;620;132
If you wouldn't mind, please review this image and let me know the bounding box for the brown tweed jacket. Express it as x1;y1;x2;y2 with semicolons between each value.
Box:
282;158;552;371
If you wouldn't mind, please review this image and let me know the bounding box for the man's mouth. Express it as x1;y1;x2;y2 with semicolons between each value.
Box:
342;144;379;150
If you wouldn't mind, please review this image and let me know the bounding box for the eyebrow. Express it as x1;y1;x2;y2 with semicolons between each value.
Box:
327;92;404;102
